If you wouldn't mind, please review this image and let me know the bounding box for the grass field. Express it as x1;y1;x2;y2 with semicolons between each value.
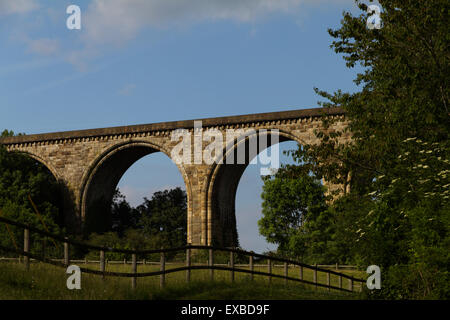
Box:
0;261;367;300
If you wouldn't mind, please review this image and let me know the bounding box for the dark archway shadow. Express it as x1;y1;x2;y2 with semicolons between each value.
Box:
83;145;158;235
8;151;70;231
208;130;301;247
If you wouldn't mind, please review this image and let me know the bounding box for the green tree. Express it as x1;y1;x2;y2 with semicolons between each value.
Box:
0;130;63;257
258;170;329;262
111;189;140;237
86;187;188;260
137;187;187;249
285;0;449;298
260;0;449;298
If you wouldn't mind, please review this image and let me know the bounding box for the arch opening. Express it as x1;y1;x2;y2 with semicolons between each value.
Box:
207;130;302;248
235;140;300;252
81;142;190;236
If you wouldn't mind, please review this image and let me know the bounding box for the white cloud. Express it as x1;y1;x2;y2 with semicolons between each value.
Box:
26;38;59;56
23;57;114;95
3;0;354;69
82;0;343;45
0;0;38;15
9;31;60;58
118;83;137;96
65;48;99;72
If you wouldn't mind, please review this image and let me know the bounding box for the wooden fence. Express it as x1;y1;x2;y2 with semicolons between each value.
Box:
0;216;366;293
0;257;357;270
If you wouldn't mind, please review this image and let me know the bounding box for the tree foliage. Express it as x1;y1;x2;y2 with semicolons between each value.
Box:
88;187;187;259
0;130;63;257
259;170;329;262
136;187;187;249
260;0;449;298
110;189;140;237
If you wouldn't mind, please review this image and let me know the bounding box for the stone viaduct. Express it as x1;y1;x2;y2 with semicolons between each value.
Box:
0;107;349;246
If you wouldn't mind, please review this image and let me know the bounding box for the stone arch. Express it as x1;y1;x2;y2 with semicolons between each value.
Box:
79;140;192;235
12;150;60;181
9;150;72;228
205;129;305;246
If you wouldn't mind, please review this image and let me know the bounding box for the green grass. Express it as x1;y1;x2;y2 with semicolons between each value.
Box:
0;261;366;300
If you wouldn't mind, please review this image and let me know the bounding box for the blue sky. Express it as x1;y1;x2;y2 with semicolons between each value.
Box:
0;0;366;253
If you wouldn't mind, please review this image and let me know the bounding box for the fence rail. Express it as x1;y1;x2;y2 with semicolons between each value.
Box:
0;215;366;293
0;257;357;269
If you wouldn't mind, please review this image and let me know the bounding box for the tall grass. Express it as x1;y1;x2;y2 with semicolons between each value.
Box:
0;262;364;300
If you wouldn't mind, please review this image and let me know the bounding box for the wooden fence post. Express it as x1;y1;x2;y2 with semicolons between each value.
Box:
299;265;303;281
132;253;137;290
249;255;254;281
100;250;105;279
160;251;165;289
313;264;317;289
186;246;191;283
24;228;30;271
326;272;330;291
284;262;288;286
64;238;69;266
230;250;234;283
42;238;46;259
335;263;339;271
268;259;272;284
209;248;214;281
